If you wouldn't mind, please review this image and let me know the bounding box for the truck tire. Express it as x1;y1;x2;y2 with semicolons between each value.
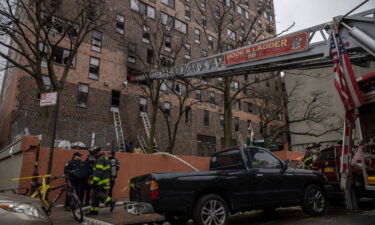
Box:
301;184;327;217
165;214;190;225
193;194;230;225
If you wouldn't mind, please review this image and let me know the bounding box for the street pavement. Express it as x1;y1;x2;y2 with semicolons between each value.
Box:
51;205;375;225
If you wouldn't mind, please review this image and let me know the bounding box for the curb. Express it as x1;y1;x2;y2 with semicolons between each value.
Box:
80;201;126;225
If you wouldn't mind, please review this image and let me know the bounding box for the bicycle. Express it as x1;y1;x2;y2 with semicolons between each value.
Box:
31;175;83;223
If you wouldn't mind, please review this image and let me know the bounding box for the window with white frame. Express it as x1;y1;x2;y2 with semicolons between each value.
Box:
208;35;213;49
139;97;148;114
230;80;239;91
91;31;102;52
77;83;89;108
201;14;207;28
184;4;190;20
89;57;100;80
175;19;187;34
161;12;174;29
194;28;200;44
142;25;150;43
161;0;175;8
164;35;172;52
201;50;207;57
163;102;171;121
131;0;155;19
200;0;206;11
184;43;191;59
116;15;125;34
227;29;236;41
237;6;249;19
175;82;187;95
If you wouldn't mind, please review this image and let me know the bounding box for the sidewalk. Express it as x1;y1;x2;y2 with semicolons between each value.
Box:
50;200;165;225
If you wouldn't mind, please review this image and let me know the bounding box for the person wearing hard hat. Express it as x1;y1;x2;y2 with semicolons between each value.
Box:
86;147;116;215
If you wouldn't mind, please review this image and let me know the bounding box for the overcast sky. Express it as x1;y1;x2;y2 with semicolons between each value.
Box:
0;0;375;92
274;0;375;33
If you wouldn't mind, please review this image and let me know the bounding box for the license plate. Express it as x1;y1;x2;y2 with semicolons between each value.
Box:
325;167;334;173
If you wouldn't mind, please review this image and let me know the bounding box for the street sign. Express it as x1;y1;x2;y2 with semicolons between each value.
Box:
224;32;309;66
40;92;57;106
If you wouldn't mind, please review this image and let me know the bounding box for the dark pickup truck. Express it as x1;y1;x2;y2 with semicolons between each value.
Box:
126;147;332;225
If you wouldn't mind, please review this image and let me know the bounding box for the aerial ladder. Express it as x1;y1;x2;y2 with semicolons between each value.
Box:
129;6;375;209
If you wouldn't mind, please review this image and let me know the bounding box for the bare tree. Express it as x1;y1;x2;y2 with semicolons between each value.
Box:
124;6;185;153
192;0;294;147
0;0;110;146
158;78;208;153
252;72;342;148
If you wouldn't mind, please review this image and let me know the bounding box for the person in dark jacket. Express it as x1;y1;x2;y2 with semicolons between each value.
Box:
83;152;96;206
64;152;85;210
86;147;116;215
108;151;120;197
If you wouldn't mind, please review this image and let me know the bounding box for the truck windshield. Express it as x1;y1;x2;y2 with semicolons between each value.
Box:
210;149;245;170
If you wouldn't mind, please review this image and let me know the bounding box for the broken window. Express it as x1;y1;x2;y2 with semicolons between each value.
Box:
111;90;120;108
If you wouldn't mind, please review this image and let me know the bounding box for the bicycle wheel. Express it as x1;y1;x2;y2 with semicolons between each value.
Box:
70;193;83;223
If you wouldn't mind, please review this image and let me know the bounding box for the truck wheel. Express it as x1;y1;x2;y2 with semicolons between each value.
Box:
193;194;230;225
165;214;190;225
301;184;327;216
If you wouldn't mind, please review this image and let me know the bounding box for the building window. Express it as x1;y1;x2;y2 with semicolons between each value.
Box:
139;97;148;114
201;15;207;29
46;46;76;67
116;15;125;34
164;35;172;52
227;29;236;41
111;90;120;108
229;13;234;27
210;92;216;107
163;102;171;121
200;0;206;11
161;0;175;9
201;50;207;57
247;120;252;132
234;99;241;111
160;55;173;67
131;0;155;18
195;90;202;102
215;5;220;19
161;12;174;30
234;117;239;131
184;43;191;59
127;43;137;64
77;83;89;108
174;82;186;95
91;30;102;52
185;106;192;124
219;114;224;130
204;110;209;127
266;80;270;87
237;5;249;19
194;28;200;44
247;102;256;114
147;49;154;65
230;80;239;91
208;35;213;49
89;57;100;80
142;25;150;43
174;19;187;34
184;5;190;20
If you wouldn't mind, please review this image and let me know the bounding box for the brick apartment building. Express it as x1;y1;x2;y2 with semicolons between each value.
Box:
0;0;288;155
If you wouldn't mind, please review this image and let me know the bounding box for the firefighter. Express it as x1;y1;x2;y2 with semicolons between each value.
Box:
108;151;120;197
86;147;116;215
303;144;314;169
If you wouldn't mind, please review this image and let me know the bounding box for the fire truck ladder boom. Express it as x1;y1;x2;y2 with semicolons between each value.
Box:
132;9;375;81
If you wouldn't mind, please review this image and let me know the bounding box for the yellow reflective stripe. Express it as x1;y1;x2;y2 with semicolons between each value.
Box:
95;164;110;170
97;178;110;185
104;196;111;204
92;176;101;181
90;207;99;211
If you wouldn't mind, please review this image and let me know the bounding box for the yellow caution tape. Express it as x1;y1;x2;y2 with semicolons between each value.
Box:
0;174;51;182
368;176;375;185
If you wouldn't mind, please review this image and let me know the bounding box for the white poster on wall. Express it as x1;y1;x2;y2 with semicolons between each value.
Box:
40;92;57;106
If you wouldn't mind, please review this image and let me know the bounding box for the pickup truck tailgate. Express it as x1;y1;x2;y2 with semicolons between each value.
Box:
129;174;152;202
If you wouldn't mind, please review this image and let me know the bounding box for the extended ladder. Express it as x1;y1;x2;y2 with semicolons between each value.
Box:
136;134;147;153
140;112;158;149
236;131;245;146
112;109;126;152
